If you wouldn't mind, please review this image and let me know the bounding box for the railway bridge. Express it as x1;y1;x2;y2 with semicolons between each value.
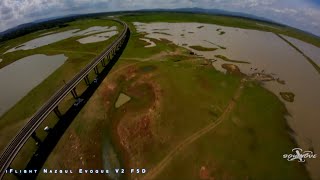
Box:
0;19;130;179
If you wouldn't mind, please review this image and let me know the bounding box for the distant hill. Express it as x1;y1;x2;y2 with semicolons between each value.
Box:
1;8;319;42
136;8;319;38
137;7;286;27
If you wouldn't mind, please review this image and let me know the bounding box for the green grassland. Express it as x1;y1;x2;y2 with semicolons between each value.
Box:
36;13;314;180
120;12;320;48
156;81;308;180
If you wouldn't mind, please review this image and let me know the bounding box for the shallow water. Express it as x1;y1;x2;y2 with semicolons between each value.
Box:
281;35;320;65
77;31;118;44
0;54;67;116
5;26;117;53
134;22;320;179
115;93;131;108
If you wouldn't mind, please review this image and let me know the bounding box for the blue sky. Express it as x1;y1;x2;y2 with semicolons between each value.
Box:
0;0;320;36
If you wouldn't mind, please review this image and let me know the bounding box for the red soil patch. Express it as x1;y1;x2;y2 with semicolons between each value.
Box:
199;166;215;180
115;68;163;168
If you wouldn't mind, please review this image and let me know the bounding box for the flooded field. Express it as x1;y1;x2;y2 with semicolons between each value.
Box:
0;54;67;116
77;31;118;44
5;26;117;53
281;35;320;65
134;22;320;179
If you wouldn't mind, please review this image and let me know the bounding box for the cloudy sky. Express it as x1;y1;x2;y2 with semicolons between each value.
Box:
0;0;320;36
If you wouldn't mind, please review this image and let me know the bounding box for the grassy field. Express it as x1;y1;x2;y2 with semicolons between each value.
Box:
155;81;308;180
35;13;313;180
0;18;123;160
1;12;318;180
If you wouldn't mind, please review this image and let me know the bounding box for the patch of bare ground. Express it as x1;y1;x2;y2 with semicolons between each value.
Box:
199;166;214;180
221;64;245;76
199;163;233;180
112;67;163;180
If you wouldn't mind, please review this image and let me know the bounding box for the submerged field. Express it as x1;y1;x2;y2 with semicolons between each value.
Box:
1;12;319;180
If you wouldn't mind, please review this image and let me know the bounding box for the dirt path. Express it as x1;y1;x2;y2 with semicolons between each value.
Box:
142;79;247;180
121;48;193;62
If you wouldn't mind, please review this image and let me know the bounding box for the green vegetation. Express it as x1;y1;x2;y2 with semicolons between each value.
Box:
189;45;218;51
119;21;179;60
215;54;250;64
219;31;226;35
156;81;308;180
1;12;318;180
41;14;310;180
153;32;172;36
0;17;74;42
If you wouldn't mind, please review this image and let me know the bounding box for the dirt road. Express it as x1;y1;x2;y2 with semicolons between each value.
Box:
142;79;246;180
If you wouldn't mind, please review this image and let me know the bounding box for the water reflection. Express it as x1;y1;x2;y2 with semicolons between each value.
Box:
0;54;67;116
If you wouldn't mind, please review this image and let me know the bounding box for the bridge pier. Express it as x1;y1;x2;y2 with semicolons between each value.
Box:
53;107;62;118
101;59;106;67
111;49;115;56
94;66;99;75
31;133;41;145
71;88;78;99
84;75;90;86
